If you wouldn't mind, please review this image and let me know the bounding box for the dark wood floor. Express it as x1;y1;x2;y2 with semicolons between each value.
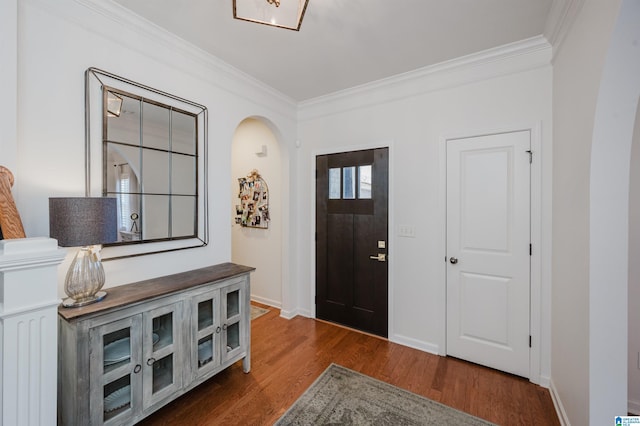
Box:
139;304;560;425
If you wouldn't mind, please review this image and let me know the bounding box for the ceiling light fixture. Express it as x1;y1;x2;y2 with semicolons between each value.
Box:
233;0;309;31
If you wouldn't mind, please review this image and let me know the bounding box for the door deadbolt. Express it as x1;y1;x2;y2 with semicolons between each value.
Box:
449;257;458;264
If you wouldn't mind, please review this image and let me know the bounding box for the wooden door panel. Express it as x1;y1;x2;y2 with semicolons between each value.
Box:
316;148;388;337
326;213;352;306
353;214;375;312
460;148;512;253
459;272;511;346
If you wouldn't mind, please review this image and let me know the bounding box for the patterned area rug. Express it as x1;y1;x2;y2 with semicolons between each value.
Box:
250;305;269;320
275;364;495;425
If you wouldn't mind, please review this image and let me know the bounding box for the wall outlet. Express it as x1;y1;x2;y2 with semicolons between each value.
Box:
398;225;416;238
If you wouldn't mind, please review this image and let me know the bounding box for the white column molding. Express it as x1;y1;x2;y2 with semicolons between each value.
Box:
0;238;65;426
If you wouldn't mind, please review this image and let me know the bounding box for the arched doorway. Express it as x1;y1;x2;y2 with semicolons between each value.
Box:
589;0;640;421
231;117;283;308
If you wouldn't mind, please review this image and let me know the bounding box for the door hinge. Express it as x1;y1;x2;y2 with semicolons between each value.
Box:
529;335;532;348
526;150;533;164
529;244;532;256
315;169;318;179
315;232;317;242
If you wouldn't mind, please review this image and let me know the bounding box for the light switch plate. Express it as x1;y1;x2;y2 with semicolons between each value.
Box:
398;225;415;238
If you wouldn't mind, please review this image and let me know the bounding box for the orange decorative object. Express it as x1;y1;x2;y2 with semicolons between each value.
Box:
0;166;26;239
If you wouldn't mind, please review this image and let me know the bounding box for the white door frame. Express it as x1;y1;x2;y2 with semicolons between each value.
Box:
440;123;546;385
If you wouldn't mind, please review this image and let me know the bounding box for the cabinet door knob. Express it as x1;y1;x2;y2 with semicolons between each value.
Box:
146;357;156;366
134;364;142;374
222;324;228;330
216;326;221;333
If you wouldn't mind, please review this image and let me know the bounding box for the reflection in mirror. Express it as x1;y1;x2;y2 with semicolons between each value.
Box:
86;68;208;260
105;91;198;243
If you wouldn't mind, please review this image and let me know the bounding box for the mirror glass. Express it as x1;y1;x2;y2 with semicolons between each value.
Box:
86;68;207;260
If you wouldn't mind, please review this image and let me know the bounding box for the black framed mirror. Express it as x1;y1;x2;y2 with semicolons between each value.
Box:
85;68;208;260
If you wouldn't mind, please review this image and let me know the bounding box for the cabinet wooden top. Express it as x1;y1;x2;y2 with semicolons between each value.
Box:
58;262;255;321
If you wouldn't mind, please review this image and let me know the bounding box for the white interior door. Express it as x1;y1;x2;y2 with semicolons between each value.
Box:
446;130;531;378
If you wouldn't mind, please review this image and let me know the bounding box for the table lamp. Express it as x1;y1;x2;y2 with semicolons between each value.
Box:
49;197;117;307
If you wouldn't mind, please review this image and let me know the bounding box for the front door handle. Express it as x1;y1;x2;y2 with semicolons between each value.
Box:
449;257;458;264
369;253;386;262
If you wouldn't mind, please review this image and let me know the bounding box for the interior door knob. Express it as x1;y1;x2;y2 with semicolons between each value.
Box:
449;257;458;264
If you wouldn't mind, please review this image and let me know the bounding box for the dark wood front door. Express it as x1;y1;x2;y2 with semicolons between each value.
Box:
316;148;389;337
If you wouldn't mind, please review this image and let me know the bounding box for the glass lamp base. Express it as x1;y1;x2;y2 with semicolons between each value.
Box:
62;291;107;308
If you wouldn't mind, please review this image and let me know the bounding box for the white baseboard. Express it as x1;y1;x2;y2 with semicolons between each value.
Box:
537;374;551;389
296;308;313;318
390;334;440;355
279;307;313;319
279;309;298;319
276;308;317;319
248;296;311;319
250;295;281;309
549;379;571;426
629;398;640;415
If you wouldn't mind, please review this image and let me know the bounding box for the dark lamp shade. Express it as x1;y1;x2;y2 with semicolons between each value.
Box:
49;197;118;247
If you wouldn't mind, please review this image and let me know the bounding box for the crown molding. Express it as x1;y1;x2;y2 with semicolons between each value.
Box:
63;0;297;113
298;35;552;121
543;0;586;61
37;0;553;121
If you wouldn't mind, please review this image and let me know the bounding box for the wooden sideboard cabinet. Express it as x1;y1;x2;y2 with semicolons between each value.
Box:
57;263;254;425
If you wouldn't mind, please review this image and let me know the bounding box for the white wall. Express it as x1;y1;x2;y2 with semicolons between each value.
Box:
629;100;640;415
14;0;297;296
231;118;283;307
297;39;552;376
550;2;619;423
1;1;18;178
589;0;640;423
549;0;640;424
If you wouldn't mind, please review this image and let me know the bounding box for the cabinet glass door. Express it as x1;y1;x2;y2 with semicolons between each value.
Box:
89;315;143;425
142;302;184;409
221;281;246;363
192;289;221;378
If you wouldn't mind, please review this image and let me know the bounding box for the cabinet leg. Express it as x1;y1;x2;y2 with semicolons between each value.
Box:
242;356;251;373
